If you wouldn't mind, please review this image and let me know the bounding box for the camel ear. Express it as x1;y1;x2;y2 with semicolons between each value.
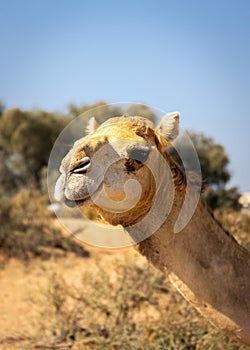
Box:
156;112;180;142
85;116;99;134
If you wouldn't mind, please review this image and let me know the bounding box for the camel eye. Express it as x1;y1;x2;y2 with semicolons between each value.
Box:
70;157;91;174
126;142;151;163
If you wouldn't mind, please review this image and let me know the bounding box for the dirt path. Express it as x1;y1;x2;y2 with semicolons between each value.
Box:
0;259;37;341
0;239;141;348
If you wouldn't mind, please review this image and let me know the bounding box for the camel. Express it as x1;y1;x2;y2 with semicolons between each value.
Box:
55;113;250;345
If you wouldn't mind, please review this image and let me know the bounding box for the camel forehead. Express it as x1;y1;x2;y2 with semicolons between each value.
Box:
62;116;156;170
99;115;154;129
75;116;154;152
95;115;154;141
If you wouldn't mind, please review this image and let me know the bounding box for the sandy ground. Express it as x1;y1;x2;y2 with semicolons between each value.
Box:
0;219;145;348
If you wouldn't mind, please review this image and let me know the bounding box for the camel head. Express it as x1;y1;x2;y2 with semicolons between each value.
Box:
55;113;180;226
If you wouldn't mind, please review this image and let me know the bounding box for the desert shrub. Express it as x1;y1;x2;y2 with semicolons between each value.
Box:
31;256;249;350
205;187;241;211
0;188;89;263
169;132;241;211
214;209;250;250
0;108;69;194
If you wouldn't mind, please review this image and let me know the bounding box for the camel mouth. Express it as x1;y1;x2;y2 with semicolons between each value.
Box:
63;179;104;209
64;197;90;208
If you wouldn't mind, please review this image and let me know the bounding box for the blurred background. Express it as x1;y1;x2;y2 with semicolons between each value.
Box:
1;0;250;192
0;1;250;349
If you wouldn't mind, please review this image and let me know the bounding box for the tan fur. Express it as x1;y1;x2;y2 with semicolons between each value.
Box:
56;115;250;345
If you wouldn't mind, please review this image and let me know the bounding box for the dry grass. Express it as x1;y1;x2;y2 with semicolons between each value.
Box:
0;189;89;265
30;254;249;349
0;209;249;349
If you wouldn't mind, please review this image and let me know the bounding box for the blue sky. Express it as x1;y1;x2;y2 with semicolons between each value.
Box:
0;0;249;192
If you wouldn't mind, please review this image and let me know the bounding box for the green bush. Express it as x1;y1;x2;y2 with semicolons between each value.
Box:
205;187;241;211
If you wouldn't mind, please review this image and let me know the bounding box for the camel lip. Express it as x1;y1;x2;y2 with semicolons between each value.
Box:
64;197;90;208
63;182;103;208
64;199;77;208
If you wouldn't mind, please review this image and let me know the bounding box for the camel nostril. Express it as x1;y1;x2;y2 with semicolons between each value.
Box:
70;157;91;174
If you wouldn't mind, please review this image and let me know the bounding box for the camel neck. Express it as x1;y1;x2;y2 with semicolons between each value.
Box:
137;196;250;345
